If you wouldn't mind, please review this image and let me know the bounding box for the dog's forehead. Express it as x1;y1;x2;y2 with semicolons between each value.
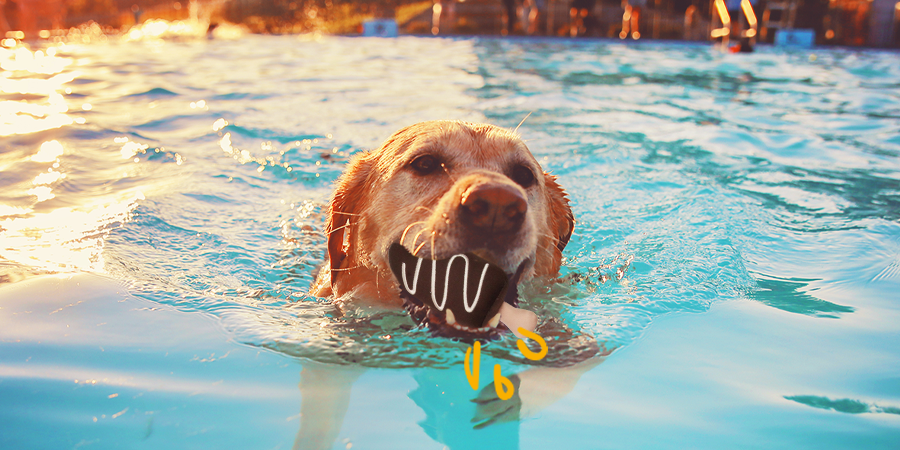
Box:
380;121;532;167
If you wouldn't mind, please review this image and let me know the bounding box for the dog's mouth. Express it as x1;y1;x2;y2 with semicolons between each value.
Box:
387;243;528;338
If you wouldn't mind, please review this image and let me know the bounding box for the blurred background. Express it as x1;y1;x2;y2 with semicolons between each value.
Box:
0;0;898;47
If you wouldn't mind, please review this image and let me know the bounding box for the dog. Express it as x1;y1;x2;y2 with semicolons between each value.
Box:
310;120;574;334
300;121;607;439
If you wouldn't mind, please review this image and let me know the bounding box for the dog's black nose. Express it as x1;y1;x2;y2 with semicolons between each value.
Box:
459;184;526;235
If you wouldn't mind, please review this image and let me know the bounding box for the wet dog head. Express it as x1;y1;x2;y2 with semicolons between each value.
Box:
314;121;573;334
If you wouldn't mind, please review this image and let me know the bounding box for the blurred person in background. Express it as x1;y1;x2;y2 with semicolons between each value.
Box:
39;0;65;31
569;0;595;36
1;0;13;35
432;0;457;34
502;0;518;35
1;0;66;39
524;0;544;35
2;0;34;38
620;0;645;39
683;4;705;40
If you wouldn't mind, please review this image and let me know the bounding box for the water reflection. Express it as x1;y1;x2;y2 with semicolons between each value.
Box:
30;139;64;161
0;39;158;276
294;353;606;450
123;18;246;42
0;45;77;136
1;30;898;448
749;273;855;318
0;192;145;272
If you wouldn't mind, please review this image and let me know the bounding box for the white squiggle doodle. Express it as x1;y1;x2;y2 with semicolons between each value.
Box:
401;254;490;313
401;257;423;294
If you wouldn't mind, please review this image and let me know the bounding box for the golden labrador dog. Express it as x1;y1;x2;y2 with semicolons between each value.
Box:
310;120;574;334
299;122;606;441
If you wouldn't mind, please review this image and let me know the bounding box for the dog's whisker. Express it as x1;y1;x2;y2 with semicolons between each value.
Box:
331;265;360;272
327;222;353;235
541;242;561;263
410;227;428;249
535;231;557;240
440;163;457;182
430;231;436;261
513;111;534;135
536;232;559;245
413;240;429;257
413;205;434;214
535;230;561;240
540;243;555;259
400;221;427;246
331;211;362;216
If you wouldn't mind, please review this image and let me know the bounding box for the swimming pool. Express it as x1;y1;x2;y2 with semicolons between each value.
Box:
1;31;899;449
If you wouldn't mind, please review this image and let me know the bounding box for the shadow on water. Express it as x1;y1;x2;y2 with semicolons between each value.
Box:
748;274;854;318
785;395;900;415
410;369;520;447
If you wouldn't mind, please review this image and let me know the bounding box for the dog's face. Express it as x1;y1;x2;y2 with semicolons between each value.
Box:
314;121;573;307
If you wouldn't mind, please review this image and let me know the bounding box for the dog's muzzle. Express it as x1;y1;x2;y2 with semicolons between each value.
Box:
388;243;527;339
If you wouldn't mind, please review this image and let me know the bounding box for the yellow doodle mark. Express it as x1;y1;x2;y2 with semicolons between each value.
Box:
462;328;549;399
493;365;514;400
515;327;548;361
464;340;481;390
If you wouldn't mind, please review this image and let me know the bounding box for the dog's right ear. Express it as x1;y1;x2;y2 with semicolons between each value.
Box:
544;171;574;254
326;151;373;288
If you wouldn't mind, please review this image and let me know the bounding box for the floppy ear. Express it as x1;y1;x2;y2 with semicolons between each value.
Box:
326;151;373;288
544;172;574;253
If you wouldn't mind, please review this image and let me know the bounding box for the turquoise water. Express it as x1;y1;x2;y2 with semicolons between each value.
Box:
1;33;899;449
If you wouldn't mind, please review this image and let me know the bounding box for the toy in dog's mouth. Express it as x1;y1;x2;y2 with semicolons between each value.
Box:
388;243;528;338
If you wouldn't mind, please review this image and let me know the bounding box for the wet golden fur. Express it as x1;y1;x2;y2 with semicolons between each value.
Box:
310;120;574;306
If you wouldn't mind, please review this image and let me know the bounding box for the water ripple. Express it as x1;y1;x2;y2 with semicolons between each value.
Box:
2;37;899;368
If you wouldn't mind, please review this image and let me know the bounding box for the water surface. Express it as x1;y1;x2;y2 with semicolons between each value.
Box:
1;33;899;449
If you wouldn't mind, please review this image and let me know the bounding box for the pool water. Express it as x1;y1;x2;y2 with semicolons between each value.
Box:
1;32;899;449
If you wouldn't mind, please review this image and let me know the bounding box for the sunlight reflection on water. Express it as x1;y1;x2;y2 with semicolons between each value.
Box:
0;46;78;136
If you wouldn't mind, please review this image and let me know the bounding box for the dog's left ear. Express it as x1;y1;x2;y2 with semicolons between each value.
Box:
544;172;574;253
326;151;373;289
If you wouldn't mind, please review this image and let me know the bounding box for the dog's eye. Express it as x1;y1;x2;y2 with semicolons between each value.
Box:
510;164;536;188
410;154;440;175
